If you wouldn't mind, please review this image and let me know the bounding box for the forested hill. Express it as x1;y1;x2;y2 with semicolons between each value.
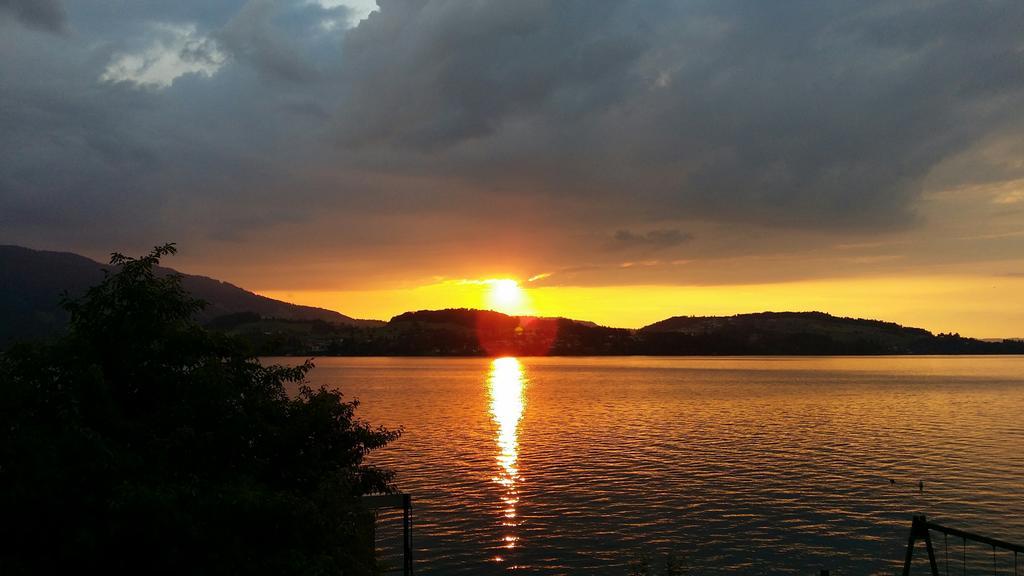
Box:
639;311;936;353
0;245;378;345
213;308;1024;356
4;245;1022;355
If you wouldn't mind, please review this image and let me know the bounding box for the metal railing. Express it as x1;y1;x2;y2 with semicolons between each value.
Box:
362;493;414;576
903;515;1022;576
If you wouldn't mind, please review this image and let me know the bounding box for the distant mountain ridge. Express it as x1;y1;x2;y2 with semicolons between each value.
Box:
641;311;932;346
216;307;1024;356
0;245;379;344
390;308;600;328
4;245;1023;355
643;311;928;334
175;272;380;326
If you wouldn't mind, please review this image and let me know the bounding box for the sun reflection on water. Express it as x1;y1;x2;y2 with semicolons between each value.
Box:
488;357;526;562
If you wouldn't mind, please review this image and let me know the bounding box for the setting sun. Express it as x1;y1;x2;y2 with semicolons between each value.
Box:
486;279;526;314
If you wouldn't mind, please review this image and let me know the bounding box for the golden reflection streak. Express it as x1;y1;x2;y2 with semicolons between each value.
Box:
488;357;526;561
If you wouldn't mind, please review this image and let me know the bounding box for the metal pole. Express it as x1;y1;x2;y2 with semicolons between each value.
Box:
906;516;922;576
925;524;940;576
403;494;413;576
904;515;941;576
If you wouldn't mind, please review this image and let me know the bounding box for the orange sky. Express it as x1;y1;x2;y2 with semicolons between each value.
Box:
245;176;1024;339
259;273;1024;338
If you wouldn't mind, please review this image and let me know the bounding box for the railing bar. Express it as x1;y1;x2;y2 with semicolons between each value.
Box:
927;522;1024;554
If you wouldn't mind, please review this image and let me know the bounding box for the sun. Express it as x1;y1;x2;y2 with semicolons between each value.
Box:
486;279;525;314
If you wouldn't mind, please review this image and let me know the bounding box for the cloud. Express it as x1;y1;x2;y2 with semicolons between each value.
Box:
332;0;1024;230
612;229;693;250
100;24;227;89
993;188;1024;205
0;0;66;33
2;0;1024;290
215;0;331;83
0;0;353;249
316;0;378;28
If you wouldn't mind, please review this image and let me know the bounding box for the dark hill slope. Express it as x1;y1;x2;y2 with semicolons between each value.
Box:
0;245;377;344
642;311;954;354
0;246;106;342
222;308;1024;356
244;308;1024;356
175;273;379;326
383;309;632;356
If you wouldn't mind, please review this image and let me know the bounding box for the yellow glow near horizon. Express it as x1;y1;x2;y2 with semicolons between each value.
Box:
257;273;1024;338
488;357;525;553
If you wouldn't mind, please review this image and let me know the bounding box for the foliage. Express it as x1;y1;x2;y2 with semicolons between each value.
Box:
209;309;1024;358
0;244;400;575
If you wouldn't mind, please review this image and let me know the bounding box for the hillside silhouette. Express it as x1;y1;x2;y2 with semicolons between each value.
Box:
218;308;1024;357
4;245;1023;356
0;245;380;344
639;311;938;354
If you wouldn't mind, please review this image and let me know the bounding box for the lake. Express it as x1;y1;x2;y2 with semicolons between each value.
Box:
268;356;1024;575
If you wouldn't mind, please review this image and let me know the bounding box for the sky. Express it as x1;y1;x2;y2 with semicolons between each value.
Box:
2;0;1024;336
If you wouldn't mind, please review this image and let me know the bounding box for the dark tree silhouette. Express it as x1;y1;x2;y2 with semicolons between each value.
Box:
0;244;399;575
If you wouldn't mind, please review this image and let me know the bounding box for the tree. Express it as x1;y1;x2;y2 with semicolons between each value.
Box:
0;244;399;575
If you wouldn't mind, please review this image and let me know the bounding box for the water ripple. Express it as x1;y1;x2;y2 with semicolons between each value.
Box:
272;356;1024;575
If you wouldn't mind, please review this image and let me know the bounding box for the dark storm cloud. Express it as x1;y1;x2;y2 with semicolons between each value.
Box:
0;0;351;250
0;0;66;32
612;229;693;251
335;0;1024;229
215;0;347;83
337;1;645;149
2;0;1024;277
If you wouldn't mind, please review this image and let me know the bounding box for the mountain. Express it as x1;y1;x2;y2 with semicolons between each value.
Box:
389;308;601;329
0;245;379;345
215;308;1024;356
640;311;932;352
381;308;618;355
643;311;929;336
4;245;1022;355
175;273;380;326
638;311;1024;355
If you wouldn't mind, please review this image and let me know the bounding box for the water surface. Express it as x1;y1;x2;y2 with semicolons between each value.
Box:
270;356;1024;575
